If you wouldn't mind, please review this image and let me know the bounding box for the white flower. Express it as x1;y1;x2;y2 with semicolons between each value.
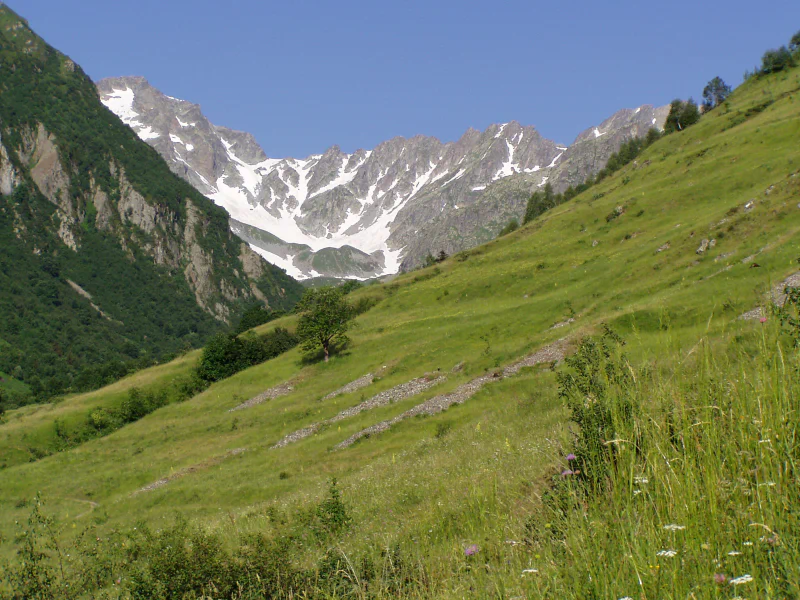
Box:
728;551;742;556
633;489;642;496
522;568;538;575
730;574;753;585
743;541;753;546
663;524;686;531
657;549;677;557
634;476;649;484
619;597;634;600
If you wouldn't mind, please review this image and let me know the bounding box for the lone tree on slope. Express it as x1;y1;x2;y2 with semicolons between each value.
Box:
702;77;732;110
296;287;354;362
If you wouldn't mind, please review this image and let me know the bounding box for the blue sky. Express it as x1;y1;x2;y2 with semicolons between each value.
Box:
11;0;800;158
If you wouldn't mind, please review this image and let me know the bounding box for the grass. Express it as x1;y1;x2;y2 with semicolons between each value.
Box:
0;63;799;597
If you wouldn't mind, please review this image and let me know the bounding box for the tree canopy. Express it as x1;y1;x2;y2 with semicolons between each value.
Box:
702;77;732;110
295;288;354;362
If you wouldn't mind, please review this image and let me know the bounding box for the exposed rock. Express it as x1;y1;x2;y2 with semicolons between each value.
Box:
334;340;569;450
271;374;446;449
656;242;670;253
228;382;295;412
0;133;21;195
132;448;247;494
98;76;669;279
696;239;710;254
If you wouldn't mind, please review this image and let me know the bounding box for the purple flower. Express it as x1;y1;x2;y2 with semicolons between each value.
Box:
561;469;574;477
714;573;728;585
465;544;479;556
566;453;577;461
759;317;768;323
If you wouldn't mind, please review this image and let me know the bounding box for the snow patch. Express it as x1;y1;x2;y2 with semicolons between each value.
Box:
441;168;466;186
547;151;565;168
593;128;606;138
170;134;183;144
248;244;305;279
494;123;508;138
472;185;487;191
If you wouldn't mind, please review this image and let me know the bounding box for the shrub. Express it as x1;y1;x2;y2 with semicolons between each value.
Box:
760;46;795;74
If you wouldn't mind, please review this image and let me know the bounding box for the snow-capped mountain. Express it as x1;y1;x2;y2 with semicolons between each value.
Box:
97;76;668;279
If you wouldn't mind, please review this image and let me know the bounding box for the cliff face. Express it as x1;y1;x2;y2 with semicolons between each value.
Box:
0;6;303;322
0;5;304;398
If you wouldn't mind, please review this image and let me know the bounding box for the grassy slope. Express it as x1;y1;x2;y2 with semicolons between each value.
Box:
0;65;799;595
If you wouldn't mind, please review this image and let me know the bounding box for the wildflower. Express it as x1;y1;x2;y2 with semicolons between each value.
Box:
619;597;634;600
656;550;677;557
522;568;538;575
728;551;742;556
566;453;576;461
634;476;649;484
714;573;728;584
633;489;642;496
465;544;479;556
729;574;753;585
743;541;753;546
561;469;574;476
663;524;685;531
759;317;767;323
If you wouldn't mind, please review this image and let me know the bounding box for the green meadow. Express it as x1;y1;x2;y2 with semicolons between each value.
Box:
1;62;799;598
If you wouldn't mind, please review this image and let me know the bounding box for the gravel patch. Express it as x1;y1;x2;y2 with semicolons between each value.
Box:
502;338;568;377
739;271;800;320
132;448;247;495
321;372;376;401
272;375;446;449
334;340;568;450
228;383;295;412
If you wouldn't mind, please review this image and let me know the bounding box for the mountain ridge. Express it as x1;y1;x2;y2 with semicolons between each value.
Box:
98;76;668;279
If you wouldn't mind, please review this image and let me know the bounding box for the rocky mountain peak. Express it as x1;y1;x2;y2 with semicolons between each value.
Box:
98;75;667;280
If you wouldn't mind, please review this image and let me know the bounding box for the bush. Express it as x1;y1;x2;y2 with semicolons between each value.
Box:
556;327;635;488
664;98;701;133
760;46;795;74
497;219;520;237
197;327;298;382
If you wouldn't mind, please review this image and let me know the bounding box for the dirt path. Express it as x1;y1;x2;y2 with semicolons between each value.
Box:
334;339;568;450
67;498;99;520
132;448;247;495
272;374;446;449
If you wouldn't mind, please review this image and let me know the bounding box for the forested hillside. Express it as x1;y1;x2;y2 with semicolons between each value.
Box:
0;6;303;402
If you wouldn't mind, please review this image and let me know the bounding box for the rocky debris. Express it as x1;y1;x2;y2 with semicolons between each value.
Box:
334;340;569;450
744;200;755;212
549;318;575;330
328;375;446;423
333;376;494;451
739;307;764;321
66;279;117;322
451;362;465;373
739;271;800;320
714;251;734;263
228;383;295;412
656;242;671;253
502;338;569;376
271;375;446;449
592;240;599;247
132;448;247;494
696;239;710;254
321;368;388;401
